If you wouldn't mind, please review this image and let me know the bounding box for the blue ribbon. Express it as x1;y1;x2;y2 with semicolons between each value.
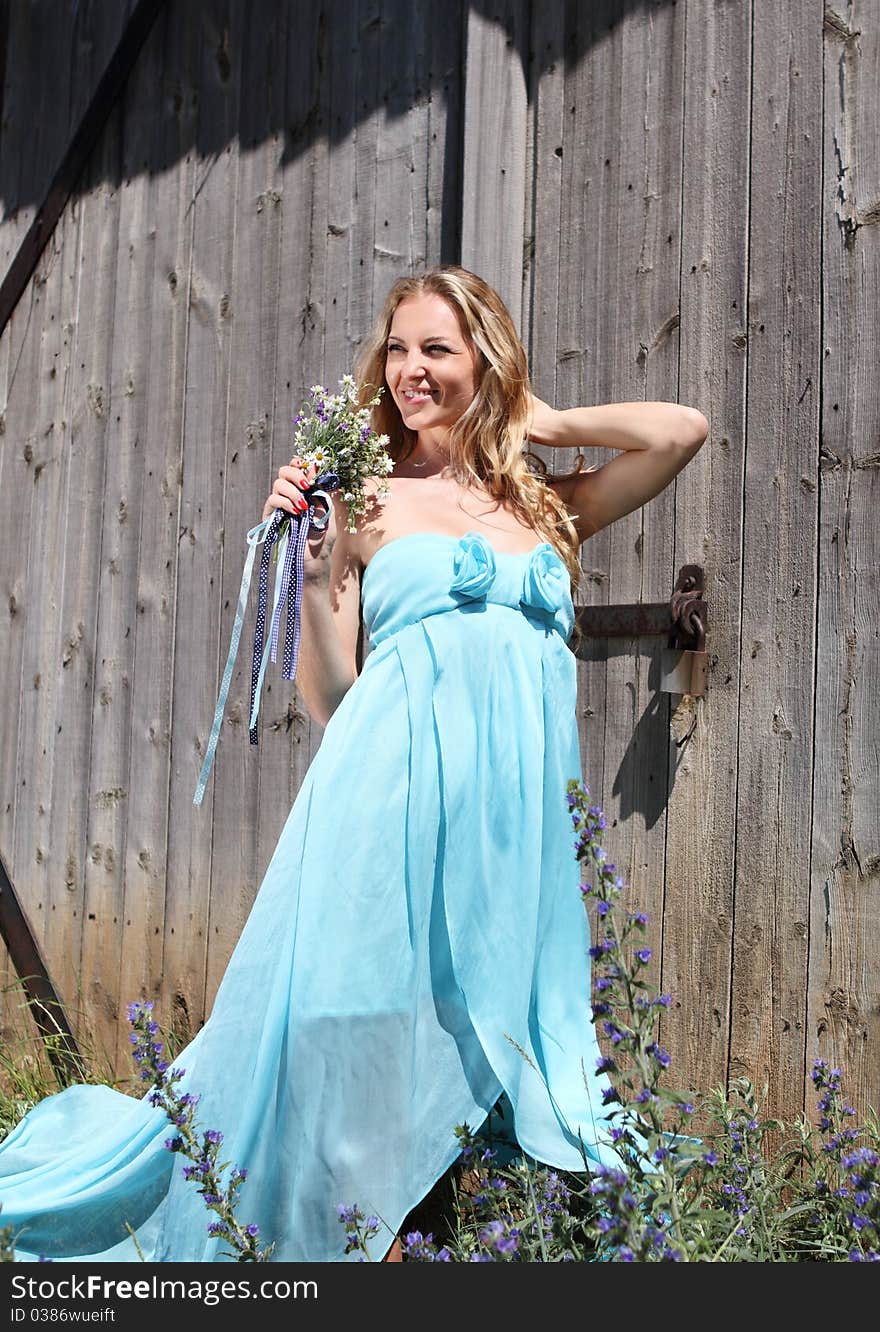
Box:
192;472;339;807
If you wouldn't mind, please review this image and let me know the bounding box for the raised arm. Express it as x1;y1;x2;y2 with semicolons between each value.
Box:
529;396;708;542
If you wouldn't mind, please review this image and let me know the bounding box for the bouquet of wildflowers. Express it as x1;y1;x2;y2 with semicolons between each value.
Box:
193;376;393;805
290;376;392;532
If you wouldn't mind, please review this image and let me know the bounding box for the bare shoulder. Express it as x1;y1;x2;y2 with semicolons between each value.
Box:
331;476;393;571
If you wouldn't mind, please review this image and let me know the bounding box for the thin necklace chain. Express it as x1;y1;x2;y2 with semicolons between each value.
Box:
407;447;448;470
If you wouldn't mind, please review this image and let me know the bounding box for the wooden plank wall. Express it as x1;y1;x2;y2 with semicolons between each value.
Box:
0;0;877;1128
810;0;880;1107
0;0;463;1073
732;0;821;1128
668;0;753;1114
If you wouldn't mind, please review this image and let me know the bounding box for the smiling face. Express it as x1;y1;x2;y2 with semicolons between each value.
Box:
384;293;480;445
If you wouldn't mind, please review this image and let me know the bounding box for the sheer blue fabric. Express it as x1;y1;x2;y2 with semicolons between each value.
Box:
0;532;616;1262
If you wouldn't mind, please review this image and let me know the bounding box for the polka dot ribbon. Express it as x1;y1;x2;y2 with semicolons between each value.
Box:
192;473;339;806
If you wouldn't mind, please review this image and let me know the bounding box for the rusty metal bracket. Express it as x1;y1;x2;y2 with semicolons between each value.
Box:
0;849;85;1086
575;564;709;697
575;564;707;641
575;599;673;638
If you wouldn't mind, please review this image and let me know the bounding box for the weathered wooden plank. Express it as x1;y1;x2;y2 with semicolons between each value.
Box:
0;268;46;867
58;132;128;1071
0;281;9;492
66;2;142;126
0;215;72;1050
253;0;328;879
460;0;529;326
12;193;94;1060
310;1;362;782
585;13;647;803
321;0;359;369
555;3;619;822
518;8;535;359
0;1;8;175
424;1;464;267
663;0;752;1099
203;0;288;1011
592;1;684;1005
4;182;98;1060
527;1;607;815
113;1;198;1077
9;212;78;977
728;0;822;1127
630;0;687;806
0;278;9;1060
161;0;243;1050
345;0;380;338
321;0;358;414
809;0;880;1117
525;0;565;401
0;261;35;907
18;203;86;1033
373;0;427;304
0;202;63;1053
78;67;157;1077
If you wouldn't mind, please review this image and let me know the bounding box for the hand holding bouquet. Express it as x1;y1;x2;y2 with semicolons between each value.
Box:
194;377;393;806
281;377;393;533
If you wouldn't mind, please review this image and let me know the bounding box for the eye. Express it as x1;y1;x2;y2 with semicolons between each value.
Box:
386;341;404;354
426;344;451;355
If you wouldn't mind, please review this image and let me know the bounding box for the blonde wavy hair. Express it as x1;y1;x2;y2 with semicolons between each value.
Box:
354;265;585;591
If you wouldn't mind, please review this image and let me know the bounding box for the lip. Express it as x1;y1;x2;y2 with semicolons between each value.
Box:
400;389;436;405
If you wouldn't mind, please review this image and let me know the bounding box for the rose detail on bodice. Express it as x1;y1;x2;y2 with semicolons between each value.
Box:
520;543;568;616
449;532;497;599
447;533;569;620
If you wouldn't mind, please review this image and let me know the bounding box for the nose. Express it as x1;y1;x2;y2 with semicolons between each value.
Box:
401;348;428;382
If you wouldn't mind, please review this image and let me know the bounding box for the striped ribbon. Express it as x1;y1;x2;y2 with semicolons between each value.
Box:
192;473;338;807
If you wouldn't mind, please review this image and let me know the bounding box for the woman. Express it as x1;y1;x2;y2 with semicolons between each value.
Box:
262;267;707;1261
0;267;706;1263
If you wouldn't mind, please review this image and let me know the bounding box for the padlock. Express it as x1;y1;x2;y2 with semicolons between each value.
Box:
660;568;708;696
659;647;708;697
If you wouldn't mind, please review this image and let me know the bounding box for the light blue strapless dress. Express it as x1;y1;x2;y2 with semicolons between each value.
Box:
0;531;616;1262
